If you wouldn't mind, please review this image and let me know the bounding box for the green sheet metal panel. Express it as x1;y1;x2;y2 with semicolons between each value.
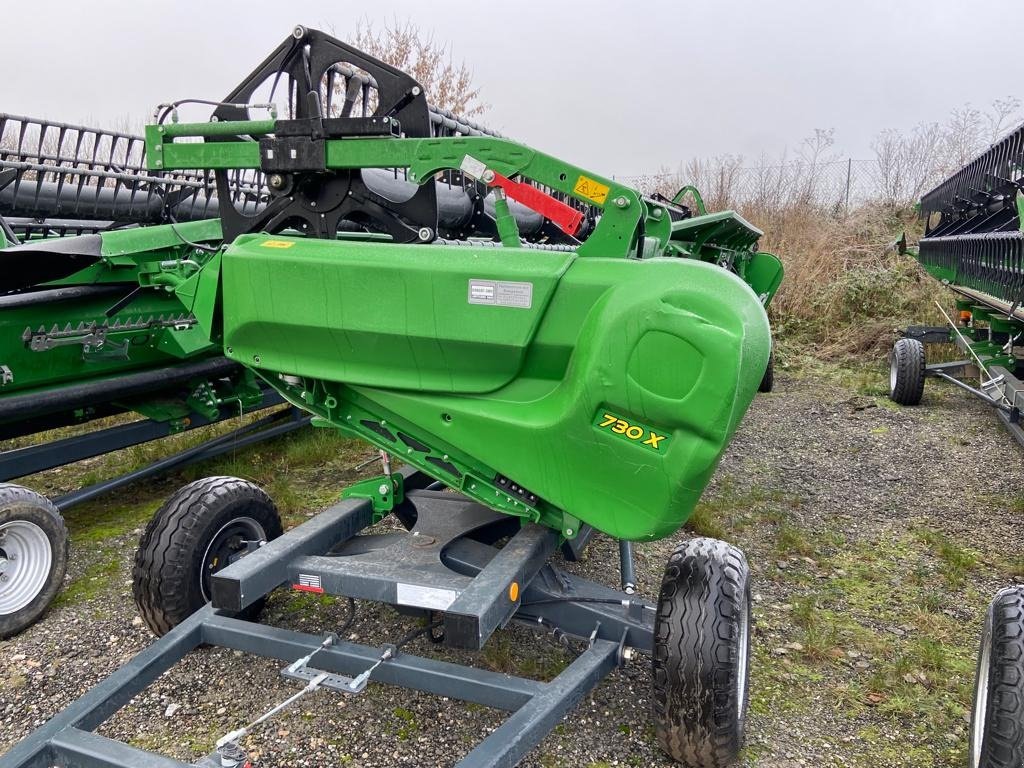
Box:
219;234;770;541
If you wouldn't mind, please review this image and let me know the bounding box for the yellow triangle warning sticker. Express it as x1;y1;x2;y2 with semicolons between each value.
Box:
573;175;610;205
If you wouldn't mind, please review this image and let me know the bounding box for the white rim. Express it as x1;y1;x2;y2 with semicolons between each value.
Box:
970;609;993;768
199;516;267;601
890;351;899;395
0;520;53;615
736;595;750;722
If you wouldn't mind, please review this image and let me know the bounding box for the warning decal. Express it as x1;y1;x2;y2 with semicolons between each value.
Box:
573;175;610;205
260;240;295;249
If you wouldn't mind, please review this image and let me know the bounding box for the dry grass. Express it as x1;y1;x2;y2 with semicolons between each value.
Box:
752;202;948;361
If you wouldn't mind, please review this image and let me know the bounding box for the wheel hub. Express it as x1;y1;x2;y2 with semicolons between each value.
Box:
0;520;52;615
199;516;267;602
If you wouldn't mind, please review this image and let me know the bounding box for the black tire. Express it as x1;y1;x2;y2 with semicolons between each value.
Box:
0;484;69;639
889;337;925;406
132;476;283;636
653;537;751;767
758;351;774;393
969;585;1024;768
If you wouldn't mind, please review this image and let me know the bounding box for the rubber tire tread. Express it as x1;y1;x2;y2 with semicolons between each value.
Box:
653;537;751;767
132;476;282;637
0;484;68;639
972;585;1024;768
758;351;774;393
890;337;925;406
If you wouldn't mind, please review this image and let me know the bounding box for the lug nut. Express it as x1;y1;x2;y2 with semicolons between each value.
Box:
378;484;390;496
269;174;285;189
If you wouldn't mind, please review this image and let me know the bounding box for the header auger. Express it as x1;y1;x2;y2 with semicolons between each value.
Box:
2;26;780;768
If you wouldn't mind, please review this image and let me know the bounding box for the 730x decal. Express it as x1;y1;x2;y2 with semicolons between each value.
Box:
594;411;668;453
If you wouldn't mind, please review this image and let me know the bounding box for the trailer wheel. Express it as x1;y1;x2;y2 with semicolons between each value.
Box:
0;484;68;640
652;537;751;767
889;337;925;405
133;476;283;636
969;585;1024;768
758;351;774;393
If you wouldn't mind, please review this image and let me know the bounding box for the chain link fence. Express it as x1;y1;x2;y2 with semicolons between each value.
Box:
615;158;919;214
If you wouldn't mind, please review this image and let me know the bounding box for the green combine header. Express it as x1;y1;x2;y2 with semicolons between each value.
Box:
2;26;781;768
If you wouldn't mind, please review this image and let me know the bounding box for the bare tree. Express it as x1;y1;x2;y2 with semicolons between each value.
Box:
349;19;486;117
871;122;945;209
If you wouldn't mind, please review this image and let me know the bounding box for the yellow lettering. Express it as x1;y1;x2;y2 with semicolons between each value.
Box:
599;413;618;428
644;432;666;450
611;419;628;435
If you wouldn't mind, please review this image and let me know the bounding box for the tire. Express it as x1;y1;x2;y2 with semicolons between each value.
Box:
969;585;1024;768
889;337;925;406
758;351;774;393
132;476;283;636
0;484;69;639
653;537;751;767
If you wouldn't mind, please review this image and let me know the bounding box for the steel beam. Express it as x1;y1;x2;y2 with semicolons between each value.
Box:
455;639;620;768
201;614;543;711
0;608;206;768
443;522;558;649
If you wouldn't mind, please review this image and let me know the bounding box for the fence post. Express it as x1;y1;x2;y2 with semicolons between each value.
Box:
845;158;852;216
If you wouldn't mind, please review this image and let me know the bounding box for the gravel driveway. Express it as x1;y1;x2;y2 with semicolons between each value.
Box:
1;370;1018;767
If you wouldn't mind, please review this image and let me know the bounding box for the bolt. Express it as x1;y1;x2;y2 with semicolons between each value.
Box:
614;196;629;209
566;528;574;536
481;169;495;183
418;227;433;242
6;553;14;561
622;647;635;661
0;574;6;582
651;207;663;219
411;86;421;96
310;201;317;208
378;484;390;496
253;355;261;364
269;174;285;189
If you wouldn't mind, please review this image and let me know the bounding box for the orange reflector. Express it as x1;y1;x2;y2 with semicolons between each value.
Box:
508;582;520;602
960;310;972;323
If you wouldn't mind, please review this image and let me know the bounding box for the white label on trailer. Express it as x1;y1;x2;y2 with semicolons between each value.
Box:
468;279;533;309
396;583;460;611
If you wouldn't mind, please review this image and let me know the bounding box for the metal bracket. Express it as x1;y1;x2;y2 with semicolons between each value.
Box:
341;471;405;521
281;665;363;693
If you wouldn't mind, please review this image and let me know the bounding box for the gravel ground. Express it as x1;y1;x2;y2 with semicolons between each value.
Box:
1;369;1020;767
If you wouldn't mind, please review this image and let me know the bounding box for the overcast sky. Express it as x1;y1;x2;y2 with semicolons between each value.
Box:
1;0;1019;176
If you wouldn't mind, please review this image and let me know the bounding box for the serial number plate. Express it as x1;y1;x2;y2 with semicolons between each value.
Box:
467;279;533;308
593;410;668;453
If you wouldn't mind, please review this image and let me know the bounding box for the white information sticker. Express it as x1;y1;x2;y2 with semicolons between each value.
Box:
468;279;533;308
460;154;488;180
396;583;460;611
